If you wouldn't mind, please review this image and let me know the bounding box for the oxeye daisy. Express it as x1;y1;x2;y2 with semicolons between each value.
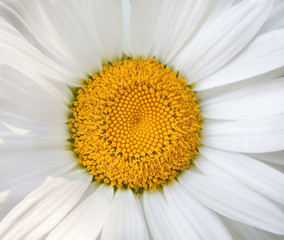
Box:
1;0;284;239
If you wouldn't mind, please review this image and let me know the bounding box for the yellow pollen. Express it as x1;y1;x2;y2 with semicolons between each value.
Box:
68;58;202;192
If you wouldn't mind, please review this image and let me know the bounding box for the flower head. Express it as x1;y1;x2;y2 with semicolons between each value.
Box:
0;0;284;239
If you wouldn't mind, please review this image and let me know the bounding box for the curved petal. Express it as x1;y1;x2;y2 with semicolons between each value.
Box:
0;1;89;76
0;110;69;153
1;0;123;75
0;20;81;87
0;65;70;124
0;149;77;219
194;155;238;182
101;188;149;240
222;217;284;240
201;116;284;153
199;77;284;120
0;169;92;240
129;0;233;63
143;190;190;240
47;184;113;240
195;29;284;90
260;0;284;34
248;151;284;166
173;0;272;83
0;124;68;151
179;171;284;235
199;147;284;204
163;182;233;240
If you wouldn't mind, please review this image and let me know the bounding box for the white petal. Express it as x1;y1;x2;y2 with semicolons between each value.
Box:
0;65;69;124
143;190;183;240
122;0;131;55
268;164;284;174
199;77;284;120
179;171;284;235
0;1;84;77
0;0;102;76
128;0;161;59
0;124;68;151
129;0;233;63
47;184;113;240
163;182;233;240
0;169;92;240
101;188;149;240
199;147;284;204
90;0;124;62
0;20;81;87
221;216;284;240
202;116;284;153
194;29;284;90
194;155;238;182
219;216;249;240
260;0;284;34
0;150;77;219
0;112;69;155
248;151;284;166
173;0;272;83
38;0;103;74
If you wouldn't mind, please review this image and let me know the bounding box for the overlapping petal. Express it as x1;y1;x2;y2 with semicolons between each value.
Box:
199;147;284;204
0;169;92;240
179;172;284;235
199;77;284;120
102;188;149;240
195;29;284;90
47;184;113;240
173;0;272;83
202;116;284;153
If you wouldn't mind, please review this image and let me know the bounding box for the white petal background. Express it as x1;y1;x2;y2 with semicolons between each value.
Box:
0;0;284;239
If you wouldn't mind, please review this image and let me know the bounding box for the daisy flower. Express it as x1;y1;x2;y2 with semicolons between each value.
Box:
1;0;284;239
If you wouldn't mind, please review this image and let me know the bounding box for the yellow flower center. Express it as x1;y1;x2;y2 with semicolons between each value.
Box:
68;58;202;192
